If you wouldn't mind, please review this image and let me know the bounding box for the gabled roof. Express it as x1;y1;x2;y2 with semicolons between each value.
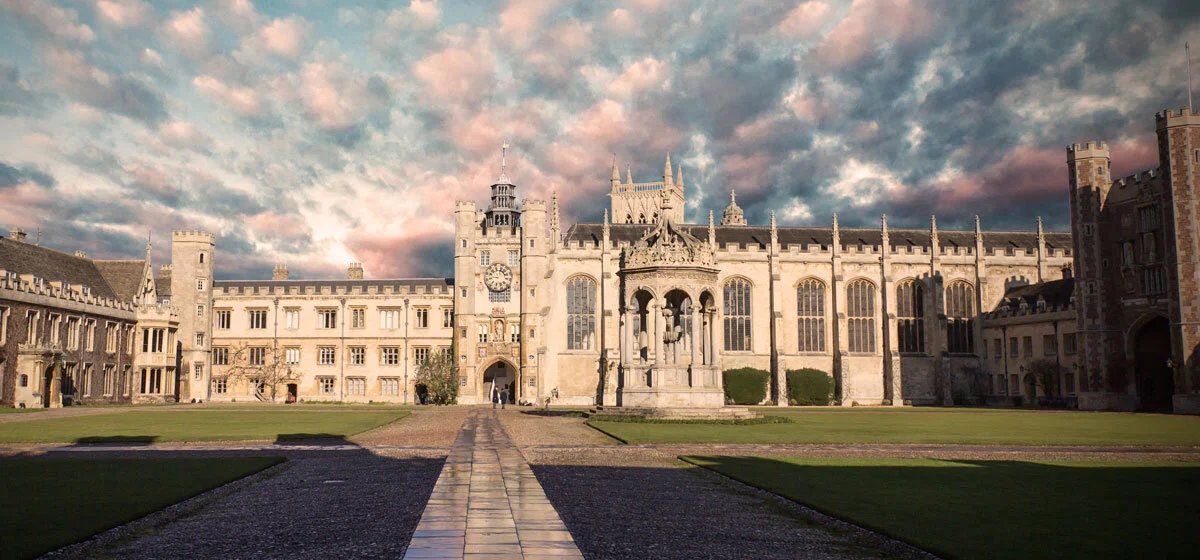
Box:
0;236;119;299
94;259;147;302
154;276;172;297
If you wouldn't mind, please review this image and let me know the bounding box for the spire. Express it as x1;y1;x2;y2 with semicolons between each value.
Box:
675;163;683;188
497;141;511;184
550;190;560;233
625;165;632;184
1036;216;1045;240
770;211;778;249
881;214;889;253
720;189;745;226
611;154;620;182
930;214;940;255
603;208;610;241
663;152;672;184
832;213;841;251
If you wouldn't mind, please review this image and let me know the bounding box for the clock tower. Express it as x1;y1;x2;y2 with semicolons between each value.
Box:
453;144;548;405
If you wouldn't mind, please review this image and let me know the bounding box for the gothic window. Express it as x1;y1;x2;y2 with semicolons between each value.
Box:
566;276;597;350
945;281;975;354
846;279;876;353
626;214;633;223
796;278;826;352
896;280;925;353
723;278;752;352
639;213;646;223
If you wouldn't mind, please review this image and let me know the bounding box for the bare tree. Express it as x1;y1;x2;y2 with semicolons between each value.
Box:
1026;359;1067;400
414;348;460;405
220;343;301;402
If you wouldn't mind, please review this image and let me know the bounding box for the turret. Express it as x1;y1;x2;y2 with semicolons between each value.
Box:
663;153;673;186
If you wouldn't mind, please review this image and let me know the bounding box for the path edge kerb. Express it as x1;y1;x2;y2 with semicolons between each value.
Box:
42;457;289;559
679;456;941;560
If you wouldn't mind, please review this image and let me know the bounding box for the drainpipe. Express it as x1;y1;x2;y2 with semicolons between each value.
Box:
1053;318;1062;398
272;297;279;402
339;297;346;400
403;298;410;404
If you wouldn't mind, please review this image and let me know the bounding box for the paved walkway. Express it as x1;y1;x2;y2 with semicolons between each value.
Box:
405;409;582;559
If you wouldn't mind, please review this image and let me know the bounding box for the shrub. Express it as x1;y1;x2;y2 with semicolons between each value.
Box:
722;367;769;405
786;368;833;406
414;351;460;405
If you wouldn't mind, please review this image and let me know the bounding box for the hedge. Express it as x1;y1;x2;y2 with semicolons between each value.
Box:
787;368;832;406
723;367;769;405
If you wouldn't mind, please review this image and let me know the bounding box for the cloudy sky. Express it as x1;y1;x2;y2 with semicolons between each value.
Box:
1;0;1197;280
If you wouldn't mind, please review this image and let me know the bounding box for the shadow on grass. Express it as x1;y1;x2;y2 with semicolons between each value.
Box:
683;455;1200;560
2;434;447;560
74;435;159;444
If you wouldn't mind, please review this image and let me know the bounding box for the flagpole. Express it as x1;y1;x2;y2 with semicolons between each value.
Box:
1188;41;1194;111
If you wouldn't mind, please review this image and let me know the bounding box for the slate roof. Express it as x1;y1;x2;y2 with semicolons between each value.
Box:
154;276;172;297
0;236;123;299
563;223;1072;252
992;278;1076;313
94;260;147;302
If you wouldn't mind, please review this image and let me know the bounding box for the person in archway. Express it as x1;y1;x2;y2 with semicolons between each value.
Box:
499;386;508;409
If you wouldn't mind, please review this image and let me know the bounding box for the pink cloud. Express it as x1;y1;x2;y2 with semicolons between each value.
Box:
499;0;562;48
774;1;831;37
811;0;934;68
96;0;151;29
568;99;630;149
158;121;213;151
193;75;263;117
248;211;311;243
161;7;212;58
257;17;313;59
343;217;454;278
607;58;669;98
1;0;94;43
723;152;774;194
412;41;495;106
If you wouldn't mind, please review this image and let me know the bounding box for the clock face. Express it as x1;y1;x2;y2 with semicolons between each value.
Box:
484;263;513;292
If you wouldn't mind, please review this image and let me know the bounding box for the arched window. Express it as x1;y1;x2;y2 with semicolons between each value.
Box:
566;276;597;350
19;374;28;387
796;279;826;352
946;281;975;353
639;213;646;223
896;279;925;353
846;279;876;353
626;214;633;224
723;278;752;351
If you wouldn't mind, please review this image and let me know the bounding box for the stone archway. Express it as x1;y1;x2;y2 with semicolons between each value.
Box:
1133;316;1173;412
482;359;517;405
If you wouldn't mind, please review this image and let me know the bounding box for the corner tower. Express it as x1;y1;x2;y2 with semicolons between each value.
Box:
169;230;214;402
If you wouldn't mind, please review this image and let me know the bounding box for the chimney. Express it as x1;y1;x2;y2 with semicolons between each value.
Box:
9;228;26;243
75;250;87;258
348;262;364;280
273;264;289;281
159;264;172;280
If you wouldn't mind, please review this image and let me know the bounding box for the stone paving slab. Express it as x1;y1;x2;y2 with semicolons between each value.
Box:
405;409;583;560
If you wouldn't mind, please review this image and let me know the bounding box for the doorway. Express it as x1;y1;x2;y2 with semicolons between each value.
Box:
287;383;298;404
1133;316;1174;412
42;365;53;408
483;361;515;404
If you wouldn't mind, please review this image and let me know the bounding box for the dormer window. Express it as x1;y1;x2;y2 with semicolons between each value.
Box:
81;286;90;296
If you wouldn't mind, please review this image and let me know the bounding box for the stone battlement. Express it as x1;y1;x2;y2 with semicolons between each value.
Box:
1155;106;1200;128
172;230;215;242
1114;168;1159;187
0;273;136;313
1066;141;1110;160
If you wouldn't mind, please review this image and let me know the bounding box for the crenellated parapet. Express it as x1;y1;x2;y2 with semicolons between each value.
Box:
0;272;137;314
1155;106;1200;129
172;230;215;243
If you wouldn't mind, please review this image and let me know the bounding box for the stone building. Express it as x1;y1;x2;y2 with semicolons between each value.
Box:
2;229;144;407
451;153;1073;407
1065;107;1200;413
206;269;453;403
980;277;1079;403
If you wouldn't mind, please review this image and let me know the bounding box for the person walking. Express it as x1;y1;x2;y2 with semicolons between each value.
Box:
499;387;508;410
490;381;497;409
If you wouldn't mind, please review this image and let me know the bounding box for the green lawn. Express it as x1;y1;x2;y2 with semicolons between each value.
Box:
588;409;1200;446
685;456;1200;559
0;409;408;443
0;456;283;559
0;407;42;414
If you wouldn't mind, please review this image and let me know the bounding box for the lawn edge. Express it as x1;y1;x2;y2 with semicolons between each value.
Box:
582;420;630;444
677;455;941;559
346;410;412;439
41;456;288;558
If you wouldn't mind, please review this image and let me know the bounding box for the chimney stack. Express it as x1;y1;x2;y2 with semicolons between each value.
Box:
348;262;364;280
9;228;26;243
75;250;87;258
273;264;289;281
159;264;172;280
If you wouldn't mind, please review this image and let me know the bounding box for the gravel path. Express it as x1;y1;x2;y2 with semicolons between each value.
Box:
496;409;617;447
353;406;469;448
